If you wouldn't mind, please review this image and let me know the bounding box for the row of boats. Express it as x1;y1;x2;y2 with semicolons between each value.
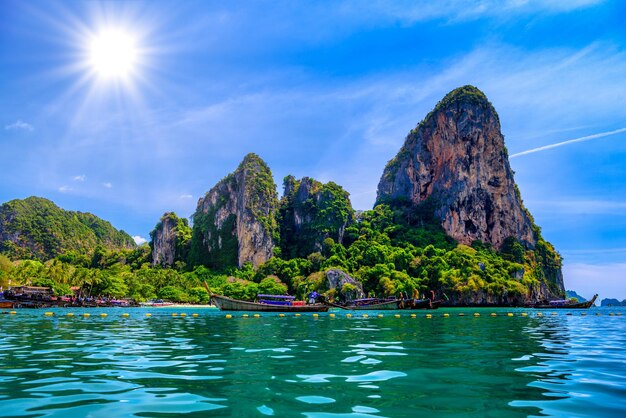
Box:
209;294;443;312
207;285;598;312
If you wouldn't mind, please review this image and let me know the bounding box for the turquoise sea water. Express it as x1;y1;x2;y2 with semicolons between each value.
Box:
1;307;625;417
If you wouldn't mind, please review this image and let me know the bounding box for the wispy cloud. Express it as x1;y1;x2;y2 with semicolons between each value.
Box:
102;182;113;189
338;0;604;24
132;236;147;245
5;120;34;131
510;127;626;158
58;185;73;193
73;174;86;181
179;194;193;199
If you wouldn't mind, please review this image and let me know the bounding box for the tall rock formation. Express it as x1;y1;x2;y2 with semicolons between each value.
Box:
0;196;135;260
279;176;354;259
189;153;278;269
377;85;536;250
150;212;191;267
377;85;564;299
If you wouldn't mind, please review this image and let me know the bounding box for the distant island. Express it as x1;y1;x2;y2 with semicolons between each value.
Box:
601;298;625;307
566;290;587;302
0;86;565;306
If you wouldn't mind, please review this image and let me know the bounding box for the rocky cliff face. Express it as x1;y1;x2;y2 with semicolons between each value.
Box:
150;212;191;267
377;86;536;250
279;176;354;259
189;154;278;269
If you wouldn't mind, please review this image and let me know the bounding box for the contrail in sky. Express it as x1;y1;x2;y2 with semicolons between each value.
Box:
509;127;626;158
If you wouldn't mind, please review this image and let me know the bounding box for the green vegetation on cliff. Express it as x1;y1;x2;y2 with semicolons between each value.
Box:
279;176;354;259
0;197;135;261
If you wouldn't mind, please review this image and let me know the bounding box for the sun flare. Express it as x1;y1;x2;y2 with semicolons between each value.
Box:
88;29;138;79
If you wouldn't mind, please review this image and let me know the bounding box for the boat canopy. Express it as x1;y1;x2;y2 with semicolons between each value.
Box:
257;294;295;299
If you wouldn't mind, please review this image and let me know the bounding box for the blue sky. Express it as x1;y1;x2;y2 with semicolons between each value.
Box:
1;0;625;299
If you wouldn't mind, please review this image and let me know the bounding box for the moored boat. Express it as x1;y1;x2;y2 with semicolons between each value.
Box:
530;294;598;309
210;294;329;312
343;298;401;310
404;298;443;310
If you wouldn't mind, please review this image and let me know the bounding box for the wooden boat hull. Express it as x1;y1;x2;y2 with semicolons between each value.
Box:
0;301;14;309
349;300;400;310
405;299;442;310
211;294;329;312
531;294;597;309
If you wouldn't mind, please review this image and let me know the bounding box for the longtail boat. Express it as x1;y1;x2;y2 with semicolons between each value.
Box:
210;294;329;312
344;298;401;310
404;299;443;310
530;294;597;309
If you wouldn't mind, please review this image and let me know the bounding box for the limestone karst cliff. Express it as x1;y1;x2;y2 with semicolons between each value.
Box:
188;153;279;269
279;176;354;259
377;85;536;250
150;212;191;267
377;85;564;299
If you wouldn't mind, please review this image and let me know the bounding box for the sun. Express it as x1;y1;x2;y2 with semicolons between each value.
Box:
88;29;138;79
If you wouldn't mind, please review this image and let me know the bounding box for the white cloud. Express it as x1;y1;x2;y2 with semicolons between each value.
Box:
563;262;626;301
5;120;34;131
132;236;147;245
103;182;113;189
179;194;193;199
338;0;604;24
58;185;73;193
510;127;626;158
73;174;86;181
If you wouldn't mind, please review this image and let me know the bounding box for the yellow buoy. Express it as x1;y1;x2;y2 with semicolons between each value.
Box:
537;312;543;317
443;313;449;317
145;313;152;317
9;311;16;315
172;313;178;317
279;313;285;317
551;312;558;316
610;313;615;316
225;314;232;318
410;314;416;318
100;313;107;317
295;313;301;317
473;313;480;317
507;313;514;317
83;313;90;317
426;314;432;318
490;313;497;317
617;313;622;316
362;314;368;318
458;313;465;316
243;314;249;318
180;313;187;317
521;312;528;317
346;313;352;318
394;314;401;318
67;313;75;317
313;313;319;318
253;313;260;318
192;313;199;317
122;313;129;317
329;313;335;318
378;314;384;318
44;312;54;316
